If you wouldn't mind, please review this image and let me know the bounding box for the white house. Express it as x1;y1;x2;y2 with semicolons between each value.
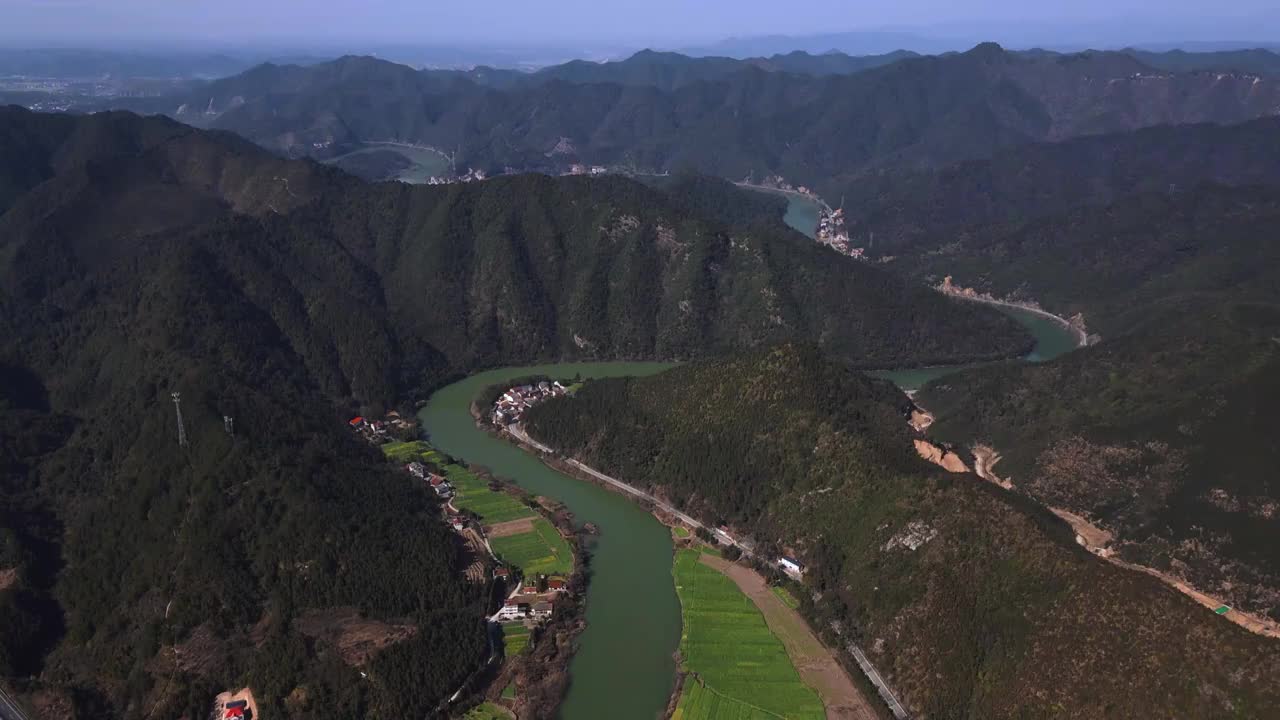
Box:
493;602;529;621
779;557;804;576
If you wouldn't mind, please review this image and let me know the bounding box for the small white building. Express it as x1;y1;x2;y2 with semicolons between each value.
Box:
779;557;804;577
494;602;529;621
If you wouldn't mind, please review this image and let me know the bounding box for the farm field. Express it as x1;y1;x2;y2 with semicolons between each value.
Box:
673;526;691;538
446;464;537;524
674;679;781;720
379;440;448;466
501;623;531;656
489;518;573;575
671;550;824;720
462;701;512;720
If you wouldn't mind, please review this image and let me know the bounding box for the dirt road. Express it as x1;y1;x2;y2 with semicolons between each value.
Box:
1052;508;1280;639
698;554;881;720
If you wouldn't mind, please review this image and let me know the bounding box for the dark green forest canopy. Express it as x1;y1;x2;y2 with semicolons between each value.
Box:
0;106;1026;717
917;301;1280;625
837;116;1280;255
882;182;1280;338
524;345;1280;717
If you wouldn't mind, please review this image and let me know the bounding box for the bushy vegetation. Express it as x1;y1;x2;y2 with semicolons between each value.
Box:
526;346;1280;716
672;550;824;720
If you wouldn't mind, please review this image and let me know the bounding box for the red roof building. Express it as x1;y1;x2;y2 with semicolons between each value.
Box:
225;708;245;719
348;416;364;426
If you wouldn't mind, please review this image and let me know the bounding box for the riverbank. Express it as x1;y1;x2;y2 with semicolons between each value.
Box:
495;418;896;720
421;362;682;720
936;284;1090;350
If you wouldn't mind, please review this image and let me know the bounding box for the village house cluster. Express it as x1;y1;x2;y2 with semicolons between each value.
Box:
347;410;414;443
816;207;866;259
492;571;569;623
567;163;608;176
426;167;488;185
492;380;569;426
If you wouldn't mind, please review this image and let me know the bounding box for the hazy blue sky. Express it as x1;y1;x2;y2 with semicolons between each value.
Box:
4;0;1279;49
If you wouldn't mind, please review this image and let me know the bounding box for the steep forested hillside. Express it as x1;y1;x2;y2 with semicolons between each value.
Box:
0;106;1029;717
839;117;1280;253
524;346;1280;718
918;302;1280;626
0;111;485;718
116;44;1280;192
883;183;1280;338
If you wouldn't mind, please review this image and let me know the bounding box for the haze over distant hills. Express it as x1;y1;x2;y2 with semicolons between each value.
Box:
6;16;1280;719
81;43;1280;202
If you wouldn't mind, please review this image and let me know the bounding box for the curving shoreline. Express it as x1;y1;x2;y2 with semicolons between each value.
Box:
940;291;1089;349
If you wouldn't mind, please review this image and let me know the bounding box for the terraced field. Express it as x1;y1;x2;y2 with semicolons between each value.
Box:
489;518;573;576
446;464;537;524
671;550;824;720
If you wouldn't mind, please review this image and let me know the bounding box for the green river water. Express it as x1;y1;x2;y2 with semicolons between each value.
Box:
421;362;680;720
418;197;1082;719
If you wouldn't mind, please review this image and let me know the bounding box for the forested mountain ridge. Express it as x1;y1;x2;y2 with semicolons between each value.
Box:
0;107;1031;717
524;346;1280;717
917;301;1280;627
119;44;1280;193
881;182;1280;338
839;116;1280;254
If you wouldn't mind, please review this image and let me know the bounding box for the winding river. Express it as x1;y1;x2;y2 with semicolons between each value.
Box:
418;198;1082;719
421;363;680;720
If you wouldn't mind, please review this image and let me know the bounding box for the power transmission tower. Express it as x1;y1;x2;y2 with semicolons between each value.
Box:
172;392;188;448
223;416;234;437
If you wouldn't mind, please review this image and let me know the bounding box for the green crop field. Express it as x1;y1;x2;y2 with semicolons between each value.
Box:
446;465;536;524
671;550;824;720
674;679;782;720
673;526;691;538
489;518;573;575
501;682;517;700
462;701;511;720
501;623;531;656
379;440;448;466
771;586;800;610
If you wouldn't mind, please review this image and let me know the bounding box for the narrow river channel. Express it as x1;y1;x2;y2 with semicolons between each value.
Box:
420;362;679;720
418;197;1083;719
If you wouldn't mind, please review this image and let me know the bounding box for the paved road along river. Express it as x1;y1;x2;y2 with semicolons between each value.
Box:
419;190;1083;717
421;362;680;720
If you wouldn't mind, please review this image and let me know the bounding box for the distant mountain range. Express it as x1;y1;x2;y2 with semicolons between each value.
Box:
95;43;1278;201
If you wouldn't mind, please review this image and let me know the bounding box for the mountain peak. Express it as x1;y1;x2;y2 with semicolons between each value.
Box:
966;41;1009;60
